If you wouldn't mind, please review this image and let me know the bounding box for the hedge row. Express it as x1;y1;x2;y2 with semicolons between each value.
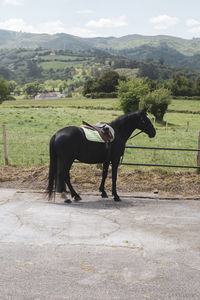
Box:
85;92;118;99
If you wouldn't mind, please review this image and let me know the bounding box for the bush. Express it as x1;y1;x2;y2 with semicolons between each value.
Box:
140;88;171;121
85;92;117;99
0;77;9;104
6;95;16;101
118;78;150;113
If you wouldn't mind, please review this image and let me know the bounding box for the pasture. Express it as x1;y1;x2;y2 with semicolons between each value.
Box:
0;97;199;170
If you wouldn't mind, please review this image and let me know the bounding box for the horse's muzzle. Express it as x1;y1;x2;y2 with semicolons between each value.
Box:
148;129;156;138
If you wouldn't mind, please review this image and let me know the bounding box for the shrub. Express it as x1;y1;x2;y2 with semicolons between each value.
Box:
140;88;171;121
118;78;150;113
0;77;9;104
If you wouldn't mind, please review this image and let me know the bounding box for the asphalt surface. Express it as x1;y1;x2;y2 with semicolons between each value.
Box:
0;188;200;300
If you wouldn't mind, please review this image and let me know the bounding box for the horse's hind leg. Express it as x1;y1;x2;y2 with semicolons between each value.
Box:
65;161;82;201
99;161;109;198
56;157;71;203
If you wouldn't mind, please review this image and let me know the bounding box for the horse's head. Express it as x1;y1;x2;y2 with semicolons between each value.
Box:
138;109;156;138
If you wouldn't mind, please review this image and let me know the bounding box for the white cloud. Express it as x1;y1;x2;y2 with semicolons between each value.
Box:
0;18;97;37
36;20;66;34
186;18;200;27
86;16;128;28
186;19;200;36
150;14;180;30
0;18;34;32
188;26;200;35
0;18;66;34
2;0;23;5
66;26;97;37
76;9;94;15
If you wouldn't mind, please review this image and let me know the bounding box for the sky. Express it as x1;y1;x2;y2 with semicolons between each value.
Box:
0;0;200;39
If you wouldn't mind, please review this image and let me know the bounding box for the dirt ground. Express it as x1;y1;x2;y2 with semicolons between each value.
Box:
0;165;199;198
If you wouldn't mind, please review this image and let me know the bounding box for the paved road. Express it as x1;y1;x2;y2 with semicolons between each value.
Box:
0;188;200;300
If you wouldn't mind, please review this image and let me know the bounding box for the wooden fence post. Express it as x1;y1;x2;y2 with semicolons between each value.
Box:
197;131;200;169
186;121;189;132
2;124;9;165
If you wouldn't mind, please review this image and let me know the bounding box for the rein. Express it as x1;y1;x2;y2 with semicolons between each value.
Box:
128;130;143;140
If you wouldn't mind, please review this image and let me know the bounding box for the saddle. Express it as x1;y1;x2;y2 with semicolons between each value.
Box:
82;121;115;148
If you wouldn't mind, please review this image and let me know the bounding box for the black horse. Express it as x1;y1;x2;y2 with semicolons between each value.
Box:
47;109;156;203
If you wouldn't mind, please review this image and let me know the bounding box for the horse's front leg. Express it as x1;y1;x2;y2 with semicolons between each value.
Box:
65;161;82;202
99;161;110;198
111;158;121;202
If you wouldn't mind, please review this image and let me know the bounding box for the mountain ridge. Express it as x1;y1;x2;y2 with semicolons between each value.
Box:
1;29;200;55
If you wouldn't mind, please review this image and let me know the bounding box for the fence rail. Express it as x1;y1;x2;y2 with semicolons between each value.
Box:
122;143;200;169
126;146;200;152
121;162;200;169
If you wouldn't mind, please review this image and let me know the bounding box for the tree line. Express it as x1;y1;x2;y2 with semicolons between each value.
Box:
1;70;200;121
83;70;200;98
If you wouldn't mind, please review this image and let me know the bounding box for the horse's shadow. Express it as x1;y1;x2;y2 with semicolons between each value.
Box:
48;196;143;210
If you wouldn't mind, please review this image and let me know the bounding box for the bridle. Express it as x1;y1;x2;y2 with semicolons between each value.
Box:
128;113;150;140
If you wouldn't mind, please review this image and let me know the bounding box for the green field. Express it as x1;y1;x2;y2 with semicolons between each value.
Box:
39;61;83;70
0;97;199;170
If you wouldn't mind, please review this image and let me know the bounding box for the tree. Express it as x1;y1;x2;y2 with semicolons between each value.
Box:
168;73;194;96
58;81;68;93
82;79;100;96
14;86;21;96
83;71;120;96
98;71;120;93
118;77;150;113
138;63;159;80
27;60;42;78
0;77;9;104
140;88;171;121
7;80;17;94
23;82;44;98
0;67;12;81
194;76;200;95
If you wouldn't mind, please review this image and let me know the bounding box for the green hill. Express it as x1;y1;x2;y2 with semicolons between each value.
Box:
1;29;200;72
97;34;200;56
1;29;200;84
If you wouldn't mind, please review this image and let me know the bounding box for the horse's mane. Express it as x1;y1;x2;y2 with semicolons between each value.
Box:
109;110;139;127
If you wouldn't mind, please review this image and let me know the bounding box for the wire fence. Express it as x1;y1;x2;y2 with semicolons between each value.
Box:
1;124;200;170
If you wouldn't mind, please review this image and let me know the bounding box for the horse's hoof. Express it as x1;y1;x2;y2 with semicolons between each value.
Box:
64;199;72;204
101;191;108;198
114;196;121;202
74;195;82;202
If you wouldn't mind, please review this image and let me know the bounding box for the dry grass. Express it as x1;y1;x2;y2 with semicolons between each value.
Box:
0;165;199;198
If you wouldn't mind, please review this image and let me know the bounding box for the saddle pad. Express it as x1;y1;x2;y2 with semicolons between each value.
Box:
81;126;105;143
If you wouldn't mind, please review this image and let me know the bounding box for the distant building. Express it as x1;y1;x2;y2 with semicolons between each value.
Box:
35;92;65;99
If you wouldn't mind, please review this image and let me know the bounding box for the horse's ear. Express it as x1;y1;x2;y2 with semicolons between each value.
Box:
141;108;148;114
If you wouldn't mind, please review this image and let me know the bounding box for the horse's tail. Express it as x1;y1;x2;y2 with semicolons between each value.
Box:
47;134;57;200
